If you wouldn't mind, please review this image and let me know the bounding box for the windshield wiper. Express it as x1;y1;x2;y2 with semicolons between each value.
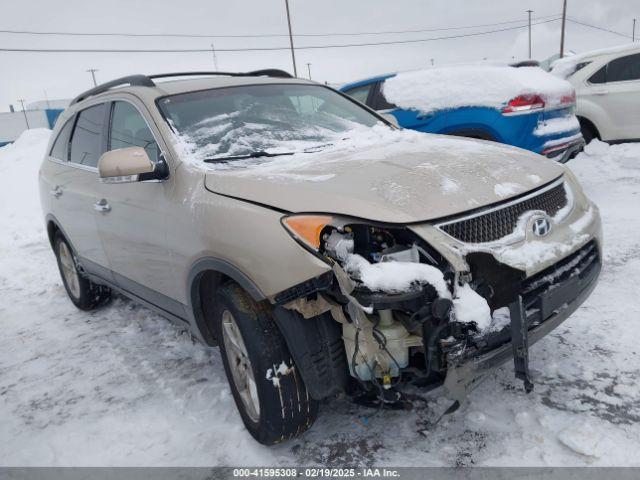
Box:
204;150;295;163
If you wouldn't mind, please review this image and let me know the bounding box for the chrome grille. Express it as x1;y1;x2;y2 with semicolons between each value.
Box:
438;181;568;244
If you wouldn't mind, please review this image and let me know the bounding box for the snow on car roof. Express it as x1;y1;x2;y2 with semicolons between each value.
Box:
550;43;640;79
382;65;574;114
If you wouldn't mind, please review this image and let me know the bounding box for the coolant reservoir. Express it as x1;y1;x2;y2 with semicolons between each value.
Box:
342;310;410;381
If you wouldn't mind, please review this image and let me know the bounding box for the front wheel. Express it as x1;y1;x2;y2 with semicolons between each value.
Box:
212;283;318;445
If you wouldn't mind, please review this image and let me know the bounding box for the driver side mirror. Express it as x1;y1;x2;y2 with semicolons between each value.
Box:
98;147;168;184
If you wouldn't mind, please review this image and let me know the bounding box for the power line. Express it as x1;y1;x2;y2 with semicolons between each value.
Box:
566;17;633;39
0;14;562;39
0;18;562;54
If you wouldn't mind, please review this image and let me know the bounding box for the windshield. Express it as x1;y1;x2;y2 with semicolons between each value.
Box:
158;83;382;159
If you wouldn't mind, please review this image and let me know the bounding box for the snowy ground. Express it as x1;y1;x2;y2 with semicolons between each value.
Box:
1;130;639;466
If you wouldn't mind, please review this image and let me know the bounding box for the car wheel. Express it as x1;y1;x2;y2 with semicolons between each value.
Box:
53;232;111;311
212;282;318;445
579;120;599;144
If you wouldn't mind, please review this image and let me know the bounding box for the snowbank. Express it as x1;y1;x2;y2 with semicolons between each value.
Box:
382;66;574;114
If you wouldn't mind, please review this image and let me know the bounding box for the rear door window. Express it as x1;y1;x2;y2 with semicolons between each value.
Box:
69;104;107;168
606;53;640;82
109;101;160;163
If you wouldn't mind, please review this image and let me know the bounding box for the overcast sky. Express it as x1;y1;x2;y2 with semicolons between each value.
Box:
1;0;637;111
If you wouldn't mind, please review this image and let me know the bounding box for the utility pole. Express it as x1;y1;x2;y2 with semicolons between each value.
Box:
306;62;312;80
634;19;637;42
43;89;51;109
527;10;533;59
18;99;30;129
211;43;219;70
560;0;567;57
284;0;298;77
86;69;99;87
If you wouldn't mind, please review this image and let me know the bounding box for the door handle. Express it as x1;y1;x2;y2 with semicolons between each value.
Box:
592;89;609;95
50;186;63;198
94;199;111;213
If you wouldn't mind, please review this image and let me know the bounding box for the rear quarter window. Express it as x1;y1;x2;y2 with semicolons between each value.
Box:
49;118;74;161
588;65;607;84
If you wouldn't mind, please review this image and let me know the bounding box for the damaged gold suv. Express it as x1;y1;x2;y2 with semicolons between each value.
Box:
39;70;602;445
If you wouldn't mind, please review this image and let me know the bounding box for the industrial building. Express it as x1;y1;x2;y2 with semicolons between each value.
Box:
0;100;68;147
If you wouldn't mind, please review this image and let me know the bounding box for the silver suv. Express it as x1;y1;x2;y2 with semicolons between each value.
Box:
39;70;602;445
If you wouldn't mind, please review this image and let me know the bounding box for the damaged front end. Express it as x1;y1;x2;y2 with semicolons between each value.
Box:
273;174;602;411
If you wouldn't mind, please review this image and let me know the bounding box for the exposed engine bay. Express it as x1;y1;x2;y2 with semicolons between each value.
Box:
275;212;601;410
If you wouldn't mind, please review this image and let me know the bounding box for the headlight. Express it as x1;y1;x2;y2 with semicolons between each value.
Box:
281;214;335;251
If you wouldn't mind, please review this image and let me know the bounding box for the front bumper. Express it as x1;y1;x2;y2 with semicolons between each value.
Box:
443;240;601;402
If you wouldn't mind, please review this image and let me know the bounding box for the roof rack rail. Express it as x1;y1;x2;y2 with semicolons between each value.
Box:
70;69;294;105
148;69;293;81
70;74;155;105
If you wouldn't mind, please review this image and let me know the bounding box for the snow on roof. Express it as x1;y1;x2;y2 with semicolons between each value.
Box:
382;65;574;114
550;43;640;79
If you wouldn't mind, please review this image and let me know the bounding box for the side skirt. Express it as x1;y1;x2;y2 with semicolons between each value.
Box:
79;256;191;330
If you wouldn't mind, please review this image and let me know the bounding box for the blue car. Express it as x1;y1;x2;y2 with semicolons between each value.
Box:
340;69;585;162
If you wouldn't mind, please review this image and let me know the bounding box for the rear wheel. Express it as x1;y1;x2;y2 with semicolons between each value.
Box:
53;232;110;310
212;283;318;445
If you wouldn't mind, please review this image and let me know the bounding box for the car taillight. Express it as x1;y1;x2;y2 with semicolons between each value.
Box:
560;91;576;105
502;94;545;115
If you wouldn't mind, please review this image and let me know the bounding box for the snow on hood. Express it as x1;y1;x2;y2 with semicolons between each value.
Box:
194;125;565;223
382;65;574;114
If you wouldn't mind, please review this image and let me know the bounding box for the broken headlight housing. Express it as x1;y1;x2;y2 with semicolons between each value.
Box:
281;214;439;265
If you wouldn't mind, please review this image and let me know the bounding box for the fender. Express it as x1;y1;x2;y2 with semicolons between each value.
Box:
186;256;267;345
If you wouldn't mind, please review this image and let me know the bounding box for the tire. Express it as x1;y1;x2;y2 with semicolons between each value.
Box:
53;232;111;311
212;282;318;445
579;119;599;144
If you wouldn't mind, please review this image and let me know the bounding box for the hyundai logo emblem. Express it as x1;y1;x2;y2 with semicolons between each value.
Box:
532;217;551;237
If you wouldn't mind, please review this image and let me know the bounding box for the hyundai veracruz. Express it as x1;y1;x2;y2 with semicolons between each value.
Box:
39;70;602;445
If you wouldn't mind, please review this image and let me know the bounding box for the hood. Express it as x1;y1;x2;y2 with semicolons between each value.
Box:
203;131;564;224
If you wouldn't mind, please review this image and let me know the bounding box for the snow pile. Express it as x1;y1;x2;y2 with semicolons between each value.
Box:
343;253;450;299
452;284;492;330
383;66;574;114
557;422;615;458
